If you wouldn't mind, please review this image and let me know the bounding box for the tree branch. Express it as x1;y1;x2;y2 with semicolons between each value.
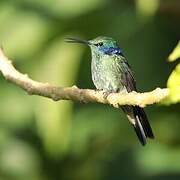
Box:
0;48;169;108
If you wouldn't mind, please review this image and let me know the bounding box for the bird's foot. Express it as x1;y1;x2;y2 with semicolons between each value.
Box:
94;89;113;99
95;89;102;92
103;91;113;99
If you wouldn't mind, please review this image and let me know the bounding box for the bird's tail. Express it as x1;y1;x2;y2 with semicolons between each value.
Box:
121;106;154;145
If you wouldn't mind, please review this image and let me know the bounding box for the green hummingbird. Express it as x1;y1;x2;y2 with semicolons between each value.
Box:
66;36;154;145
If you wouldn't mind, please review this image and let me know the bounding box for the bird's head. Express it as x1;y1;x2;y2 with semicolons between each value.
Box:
66;36;123;56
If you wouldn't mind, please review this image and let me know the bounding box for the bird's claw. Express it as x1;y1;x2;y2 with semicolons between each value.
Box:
103;91;112;99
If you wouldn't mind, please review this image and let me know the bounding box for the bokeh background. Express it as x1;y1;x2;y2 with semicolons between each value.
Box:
0;0;179;179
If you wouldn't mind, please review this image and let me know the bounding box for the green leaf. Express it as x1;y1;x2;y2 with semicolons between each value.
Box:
166;63;180;104
163;41;180;104
168;41;180;62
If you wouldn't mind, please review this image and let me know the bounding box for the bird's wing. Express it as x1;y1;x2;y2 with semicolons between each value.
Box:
119;56;137;92
117;55;154;145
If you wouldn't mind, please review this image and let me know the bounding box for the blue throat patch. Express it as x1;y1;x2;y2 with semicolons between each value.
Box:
100;47;123;56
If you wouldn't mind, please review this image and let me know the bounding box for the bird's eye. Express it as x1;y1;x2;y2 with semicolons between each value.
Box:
95;42;103;47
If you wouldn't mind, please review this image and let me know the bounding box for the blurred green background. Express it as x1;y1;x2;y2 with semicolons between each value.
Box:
0;0;179;179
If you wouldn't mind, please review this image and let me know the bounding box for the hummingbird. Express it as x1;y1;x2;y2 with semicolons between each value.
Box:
66;36;154;145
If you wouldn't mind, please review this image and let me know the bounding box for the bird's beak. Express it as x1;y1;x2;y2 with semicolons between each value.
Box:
65;37;91;45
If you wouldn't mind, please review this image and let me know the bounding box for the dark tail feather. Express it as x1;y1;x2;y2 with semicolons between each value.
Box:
121;105;154;146
133;116;147;145
133;106;154;139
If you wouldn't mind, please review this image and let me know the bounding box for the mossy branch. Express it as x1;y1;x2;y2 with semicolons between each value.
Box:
0;48;169;108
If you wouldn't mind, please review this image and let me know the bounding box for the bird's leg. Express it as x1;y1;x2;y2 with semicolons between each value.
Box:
103;90;113;99
94;89;111;99
95;89;102;92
